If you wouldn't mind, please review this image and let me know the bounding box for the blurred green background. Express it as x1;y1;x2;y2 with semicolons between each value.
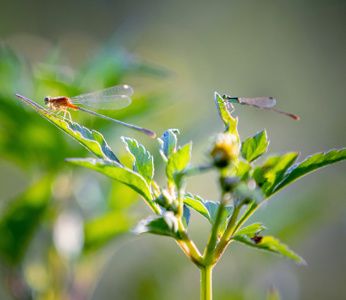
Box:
1;1;345;299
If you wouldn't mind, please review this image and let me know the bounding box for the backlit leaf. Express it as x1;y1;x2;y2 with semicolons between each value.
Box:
273;148;346;193
132;212;180;239
257;153;299;196
158;129;180;162
236;160;252;180
184;194;233;231
233;234;306;265
166;142;192;185
122;137;154;180
214;92;239;138
66;158;152;203
234;223;266;236
15;94;120;162
241;130;268;162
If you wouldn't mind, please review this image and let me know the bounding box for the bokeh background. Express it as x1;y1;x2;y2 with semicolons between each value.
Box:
1;0;345;299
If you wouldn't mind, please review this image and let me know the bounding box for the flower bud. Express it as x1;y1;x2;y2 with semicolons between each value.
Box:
155;190;177;212
220;176;240;192
210;132;240;168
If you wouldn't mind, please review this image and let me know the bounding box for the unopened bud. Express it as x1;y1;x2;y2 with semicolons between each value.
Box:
155;190;177;212
210;132;240;168
220;176;240;192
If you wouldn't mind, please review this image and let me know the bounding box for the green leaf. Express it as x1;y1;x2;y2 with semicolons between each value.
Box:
158;129;180;162
233;234;306;265
66;158;152;203
241;130;268;162
166;142;192;185
0;176;52;264
233;202;258;233
256;153;299;196
235;223;267;236
214;92;239;137
184;194;212;223
184;194;233;229
273;148;346;193
84;211;132;252
236;161;252;180
182;205;191;228
15;94;120;162
122;137;154;180
132;212;180;239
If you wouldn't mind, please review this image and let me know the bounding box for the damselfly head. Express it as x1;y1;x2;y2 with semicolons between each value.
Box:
44;96;51;105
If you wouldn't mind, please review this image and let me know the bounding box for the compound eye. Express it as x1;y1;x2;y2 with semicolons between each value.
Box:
44;96;50;105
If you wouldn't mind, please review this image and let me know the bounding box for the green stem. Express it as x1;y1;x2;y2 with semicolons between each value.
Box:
150;180;161;197
232;202;258;234
213;204;242;261
176;187;184;219
200;264;213;300
176;219;203;266
203;195;227;264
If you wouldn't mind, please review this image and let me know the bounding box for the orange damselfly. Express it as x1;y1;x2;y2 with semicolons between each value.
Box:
44;85;156;137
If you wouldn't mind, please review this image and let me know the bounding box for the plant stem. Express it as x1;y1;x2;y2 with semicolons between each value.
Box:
203;194;227;264
176;218;203;266
232;202;258;234
213;204;242;261
176;186;185;219
200;264;213;300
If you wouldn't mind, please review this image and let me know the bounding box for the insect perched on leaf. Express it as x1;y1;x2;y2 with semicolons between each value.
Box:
222;95;299;120
44;85;156;137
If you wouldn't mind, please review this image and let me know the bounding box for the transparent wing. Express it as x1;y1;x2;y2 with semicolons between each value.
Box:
69;85;133;110
237;97;276;108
